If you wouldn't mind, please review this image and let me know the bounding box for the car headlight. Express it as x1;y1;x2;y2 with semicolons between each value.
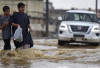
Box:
93;26;100;30
59;24;66;28
94;28;100;30
60;25;66;28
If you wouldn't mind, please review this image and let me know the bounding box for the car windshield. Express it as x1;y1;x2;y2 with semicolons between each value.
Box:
64;12;98;22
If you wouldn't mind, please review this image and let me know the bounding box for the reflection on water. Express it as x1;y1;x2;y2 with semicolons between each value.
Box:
58;44;100;49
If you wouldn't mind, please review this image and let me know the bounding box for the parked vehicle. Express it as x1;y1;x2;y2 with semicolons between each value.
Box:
58;10;100;45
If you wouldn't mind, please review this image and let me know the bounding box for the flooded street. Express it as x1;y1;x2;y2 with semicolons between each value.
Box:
0;39;100;68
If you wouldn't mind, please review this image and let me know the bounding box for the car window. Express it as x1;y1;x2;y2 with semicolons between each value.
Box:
82;14;92;22
74;14;80;21
64;12;98;22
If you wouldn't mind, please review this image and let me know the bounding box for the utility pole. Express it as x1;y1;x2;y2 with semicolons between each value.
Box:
46;0;49;37
96;0;98;13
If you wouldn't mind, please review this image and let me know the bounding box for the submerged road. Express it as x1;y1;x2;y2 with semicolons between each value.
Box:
0;39;100;68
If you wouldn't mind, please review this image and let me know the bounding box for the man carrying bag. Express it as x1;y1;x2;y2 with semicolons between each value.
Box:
11;2;33;49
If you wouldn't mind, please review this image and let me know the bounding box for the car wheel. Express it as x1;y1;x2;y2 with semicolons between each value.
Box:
89;43;99;46
58;40;70;45
58;40;65;45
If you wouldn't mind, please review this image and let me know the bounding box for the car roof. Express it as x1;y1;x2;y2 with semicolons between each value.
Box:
66;10;96;14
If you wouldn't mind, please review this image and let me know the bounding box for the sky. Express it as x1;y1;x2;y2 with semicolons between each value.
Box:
49;0;100;10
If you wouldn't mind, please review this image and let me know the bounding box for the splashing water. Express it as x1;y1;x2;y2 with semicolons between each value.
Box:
0;48;44;64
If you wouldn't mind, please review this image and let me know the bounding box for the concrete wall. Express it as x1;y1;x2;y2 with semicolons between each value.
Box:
0;0;44;18
28;0;44;18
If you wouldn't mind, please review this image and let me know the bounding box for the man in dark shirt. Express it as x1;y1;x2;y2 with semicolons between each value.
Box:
0;6;11;50
11;2;32;49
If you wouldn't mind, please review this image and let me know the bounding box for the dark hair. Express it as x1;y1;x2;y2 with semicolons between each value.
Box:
17;2;25;8
3;6;10;11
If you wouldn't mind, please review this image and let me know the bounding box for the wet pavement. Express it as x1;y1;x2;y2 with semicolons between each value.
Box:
0;39;100;68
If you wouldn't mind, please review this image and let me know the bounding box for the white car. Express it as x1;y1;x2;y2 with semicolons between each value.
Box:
58;10;100;45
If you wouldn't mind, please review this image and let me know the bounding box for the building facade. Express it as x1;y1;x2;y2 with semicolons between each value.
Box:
0;0;44;18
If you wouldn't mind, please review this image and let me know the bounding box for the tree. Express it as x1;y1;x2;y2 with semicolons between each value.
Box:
88;8;92;11
71;7;75;10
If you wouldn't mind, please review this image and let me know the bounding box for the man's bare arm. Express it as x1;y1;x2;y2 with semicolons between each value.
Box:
11;23;20;27
0;22;8;30
28;25;32;32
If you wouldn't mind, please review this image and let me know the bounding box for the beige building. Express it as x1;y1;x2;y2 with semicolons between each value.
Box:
0;0;44;18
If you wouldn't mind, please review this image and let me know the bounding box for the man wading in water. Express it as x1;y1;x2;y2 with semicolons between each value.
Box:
11;2;33;49
0;6;11;50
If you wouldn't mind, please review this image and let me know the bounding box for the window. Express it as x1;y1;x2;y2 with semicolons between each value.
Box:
64;12;98;23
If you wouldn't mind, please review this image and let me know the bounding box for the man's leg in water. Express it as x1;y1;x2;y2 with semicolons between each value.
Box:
14;40;30;49
3;38;11;50
23;44;30;49
14;40;23;49
17;46;23;49
15;44;30;49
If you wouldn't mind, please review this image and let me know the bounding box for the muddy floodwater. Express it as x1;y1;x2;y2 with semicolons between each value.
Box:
0;39;100;68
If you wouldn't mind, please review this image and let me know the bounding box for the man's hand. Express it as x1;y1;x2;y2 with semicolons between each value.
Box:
0;22;8;30
17;24;20;27
4;22;8;26
29;27;32;32
12;23;20;28
28;25;32;32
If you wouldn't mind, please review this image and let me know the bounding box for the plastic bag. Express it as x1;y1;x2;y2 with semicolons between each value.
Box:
23;32;34;48
13;26;23;42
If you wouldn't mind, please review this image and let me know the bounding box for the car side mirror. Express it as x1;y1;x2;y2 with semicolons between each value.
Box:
58;16;62;21
98;18;100;23
99;20;100;23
